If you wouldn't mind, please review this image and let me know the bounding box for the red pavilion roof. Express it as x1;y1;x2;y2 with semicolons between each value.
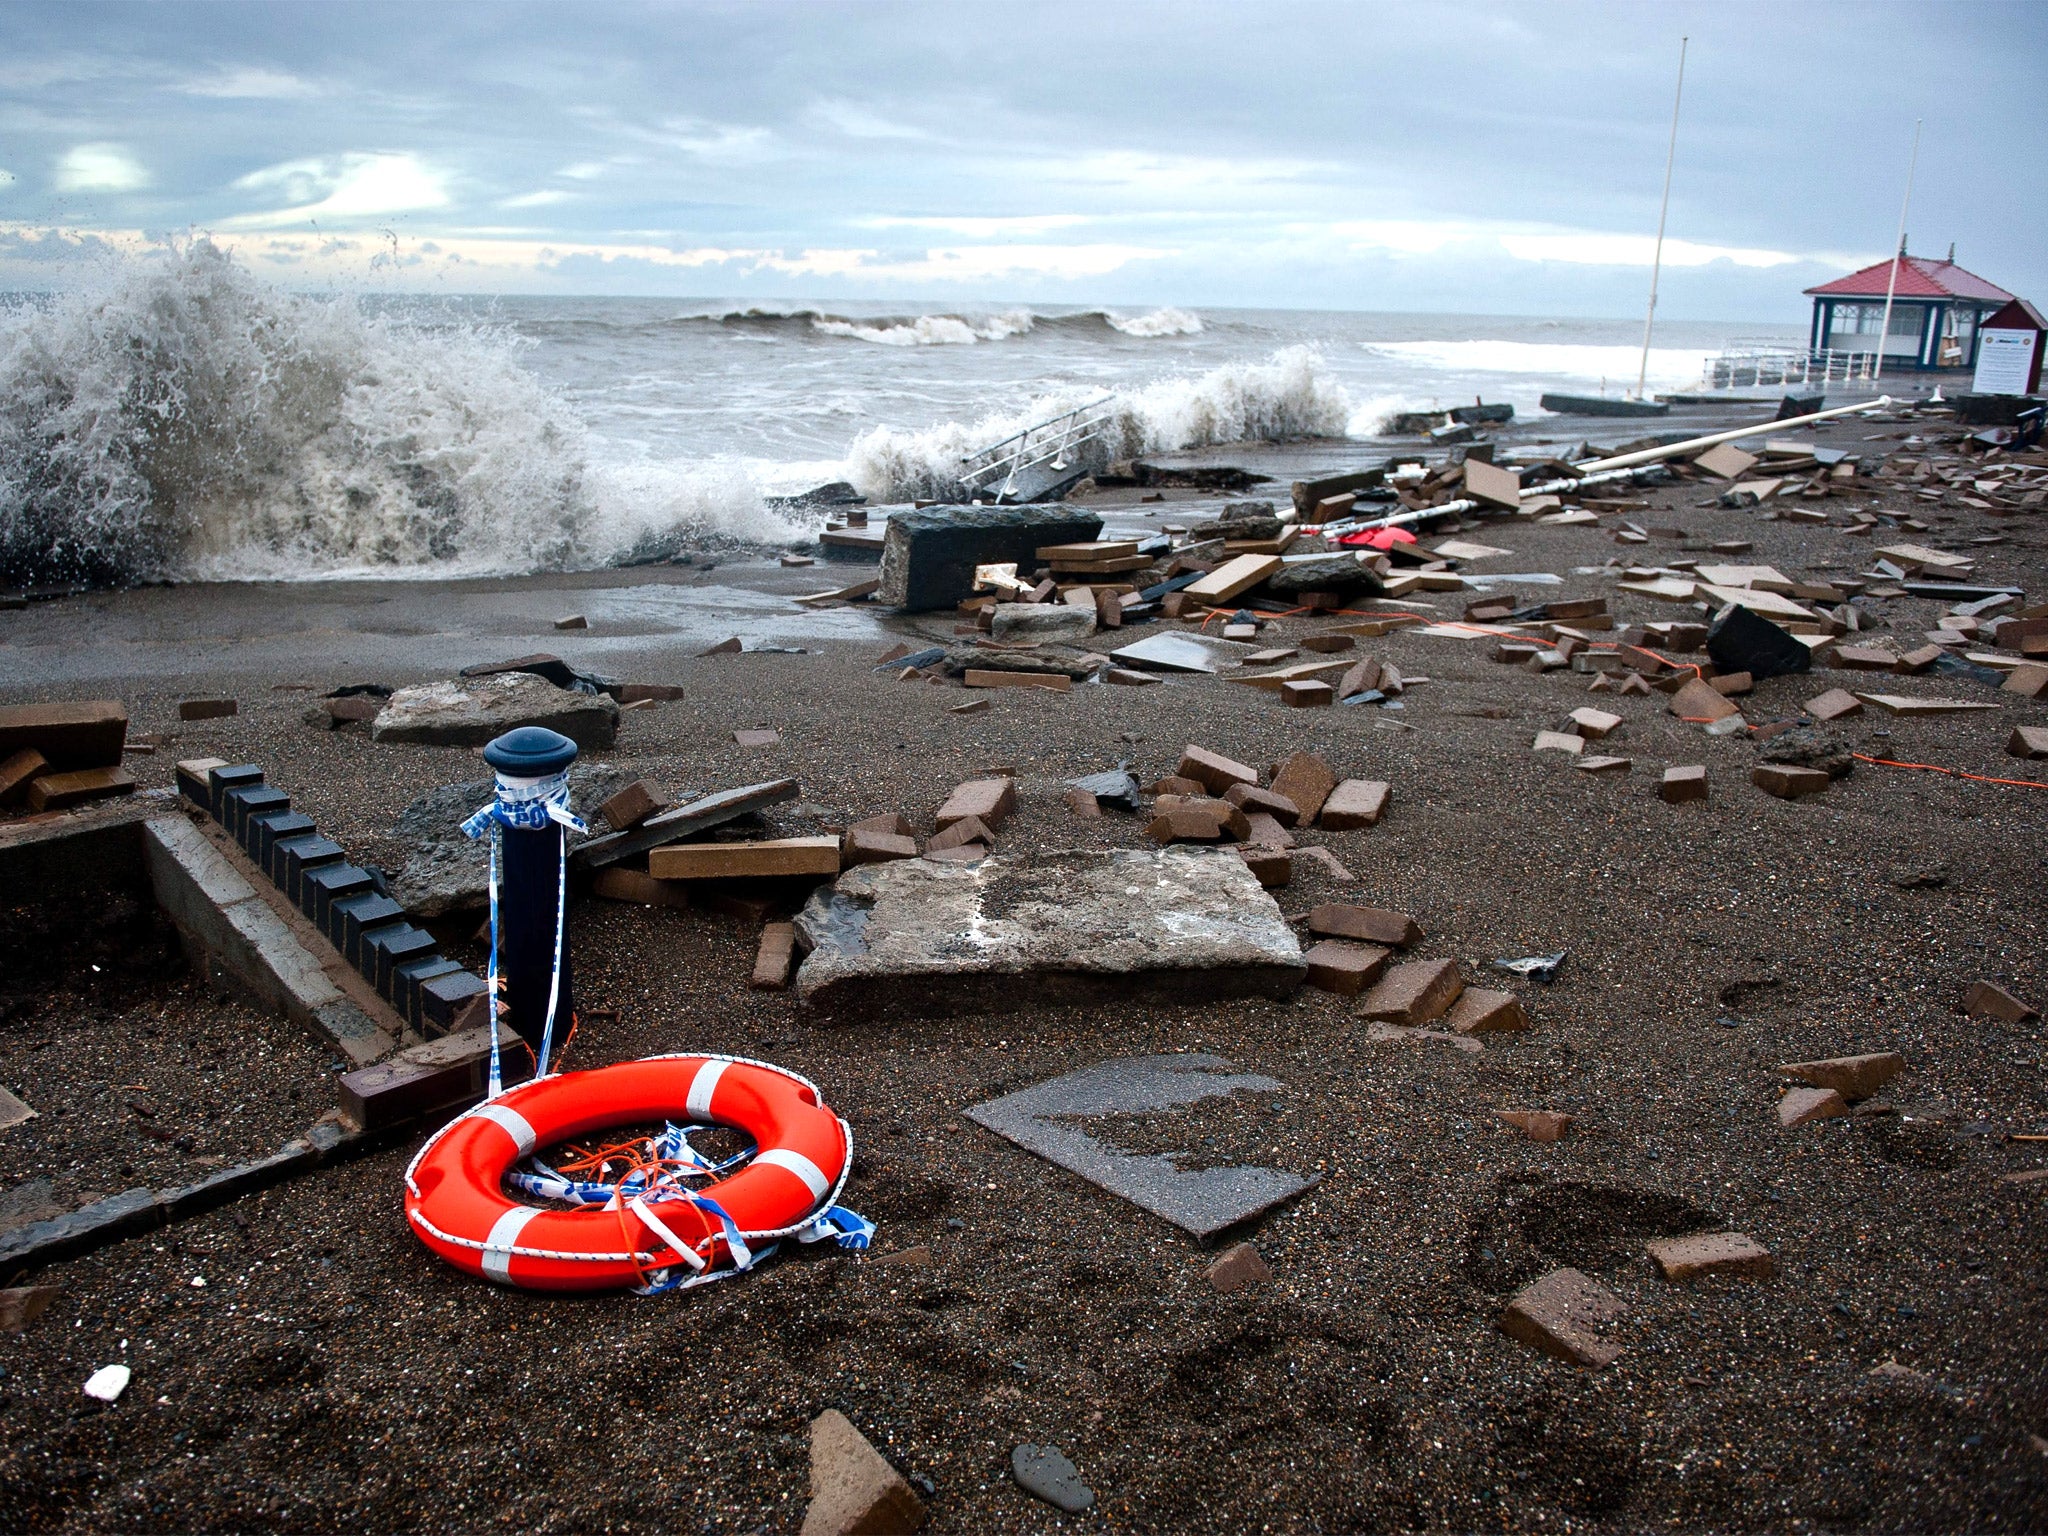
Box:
1805;255;2015;304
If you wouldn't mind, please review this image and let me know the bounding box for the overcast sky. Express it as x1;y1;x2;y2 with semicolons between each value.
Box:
2;0;2042;322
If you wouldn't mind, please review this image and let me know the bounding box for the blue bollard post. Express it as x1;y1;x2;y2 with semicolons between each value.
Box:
464;727;585;1091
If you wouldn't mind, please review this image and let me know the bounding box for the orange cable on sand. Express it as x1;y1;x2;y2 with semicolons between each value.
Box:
1852;752;2048;791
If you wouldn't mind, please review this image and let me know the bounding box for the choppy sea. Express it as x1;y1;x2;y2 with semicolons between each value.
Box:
0;240;1798;585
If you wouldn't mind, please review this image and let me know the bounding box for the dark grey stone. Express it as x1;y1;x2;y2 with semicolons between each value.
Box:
1266;553;1387;598
371;673;619;749
965;1053;1318;1241
988;604;1095;644
385;764;633;916
876;503;1103;611
1109;632;1257;674
1011;1445;1095;1514
0;1188;161;1268
1758;724;1853;779
938;645;1098;681
1707;603;1810;681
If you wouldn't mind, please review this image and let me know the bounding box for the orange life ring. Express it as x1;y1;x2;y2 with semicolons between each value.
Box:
403;1054;853;1292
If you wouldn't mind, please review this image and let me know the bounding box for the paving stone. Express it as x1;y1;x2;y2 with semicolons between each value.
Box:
1568;707;1622;739
964;668;1072;692
2009;726;2048;761
25;765;136;812
2000;664;2048;699
1319;778;1390;830
1500;1267;1627;1368
1308;904;1420;947
589;868;689;910
1533;730;1585;755
747;922;797;991
1240;811;1293;850
178;698;238;721
1805;688;1864;721
1753;764;1830;799
1011;1444;1096;1516
0;1084;36;1131
1668;677;1741;722
1302;940;1389;994
801;1409;926;1536
1445;987;1528;1035
1222;782;1302;825
926;815;993;853
0;1284;60;1334
599;780;667;832
1575;755;1632;775
1645;1231;1774;1282
1203;1241;1273;1293
1269;752;1338;822
0;748;49;805
843;827;918;866
1778;1085;1847;1127
1359;959;1463;1025
1777;1051;1905;1100
1660;765;1708;803
935;776;1017;831
0;700;128;770
1177;745;1260;795
849;812;913;838
1280;679;1334;707
649;836;842;880
1963;980;2039;1023
1709;671;1754;695
1494;1109;1573;1142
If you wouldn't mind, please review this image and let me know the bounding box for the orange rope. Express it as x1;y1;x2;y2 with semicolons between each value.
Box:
1852;752;2048;791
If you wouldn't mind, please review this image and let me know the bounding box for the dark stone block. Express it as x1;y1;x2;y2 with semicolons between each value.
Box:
205;763;264;820
249;810;315;875
876;503;1103;612
0;1188;161;1268
276;835;343;906
159;1149;313;1223
421;969;489;1033
393;956;465;1030
333;893;404;967
364;923;437;997
222;784;288;843
304;863;374;931
1707;603;1811;682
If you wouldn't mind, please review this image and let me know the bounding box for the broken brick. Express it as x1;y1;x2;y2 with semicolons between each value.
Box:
1708;671;1753;696
843;827;918;865
1269;752;1338;822
1445;988;1528;1035
1894;645;1943;675
590;868;688;910
2000;664;2048;699
1963;980;2039;1023
751;923;797;990
1318;779;1389;830
0;699;127;770
1063;787;1102;818
935;777;1017;831
1222;783;1302;826
648;837;841;880
1777;1085;1847;1127
0;748;47;805
24;765;135;812
1146;774;1205;798
1300;634;1355;654
1359;959;1463;1025
2008;726;2048;761
1668;677;1741;723
1203;1242;1273;1294
1500;1268;1627;1368
927;816;994;853
1805;688;1864;721
1777;1052;1904;1100
964;669;1070;692
1753;764;1830;799
849;812;913;838
1302;940;1389;994
1533;730;1585;755
1280;679;1334;708
1235;845;1292;888
599;779;667;832
1177;745;1260;795
1494;1109;1573;1142
804;1409;926;1536
1660;765;1708;804
178;698;237;721
1644;1231;1774;1282
1567;707;1622;739
1308;904;1420;947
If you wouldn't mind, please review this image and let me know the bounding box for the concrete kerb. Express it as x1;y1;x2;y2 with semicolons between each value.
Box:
143;812;400;1067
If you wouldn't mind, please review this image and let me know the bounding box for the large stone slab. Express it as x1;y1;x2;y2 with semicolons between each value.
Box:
877;504;1103;612
794;847;1306;1018
385;765;634;917
371;673;619;750
966;1053;1318;1242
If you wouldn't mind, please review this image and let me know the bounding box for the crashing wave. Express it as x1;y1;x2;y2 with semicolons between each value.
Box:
844;343;1349;502
809;309;1037;347
1105;307;1203;338
671;304;1202;343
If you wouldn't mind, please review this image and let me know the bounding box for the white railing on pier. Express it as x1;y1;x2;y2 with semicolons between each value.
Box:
959;396;1119;501
1697;343;1878;392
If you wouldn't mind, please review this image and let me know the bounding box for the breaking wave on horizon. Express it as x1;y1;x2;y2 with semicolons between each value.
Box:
674;303;1205;344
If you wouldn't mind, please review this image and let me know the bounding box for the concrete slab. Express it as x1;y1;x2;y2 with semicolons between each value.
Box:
794;847;1306;1018
965;1053;1318;1243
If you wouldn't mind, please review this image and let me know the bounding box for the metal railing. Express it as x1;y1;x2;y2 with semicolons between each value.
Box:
959;395;1120;501
1697;343;1879;391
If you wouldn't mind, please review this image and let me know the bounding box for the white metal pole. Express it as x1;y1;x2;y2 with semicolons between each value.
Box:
1635;36;1688;401
1872;118;1921;384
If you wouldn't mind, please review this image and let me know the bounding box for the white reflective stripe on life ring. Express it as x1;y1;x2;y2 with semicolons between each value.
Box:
474;1102;538;1156
752;1147;829;1200
480;1206;541;1284
686;1059;728;1122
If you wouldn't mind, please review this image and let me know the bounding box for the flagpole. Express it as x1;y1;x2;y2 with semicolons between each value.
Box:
1872;118;1922;384
1634;36;1688;401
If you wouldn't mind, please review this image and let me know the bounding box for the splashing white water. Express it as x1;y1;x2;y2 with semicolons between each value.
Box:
809;310;1037;346
844;343;1350;502
1107;306;1203;338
